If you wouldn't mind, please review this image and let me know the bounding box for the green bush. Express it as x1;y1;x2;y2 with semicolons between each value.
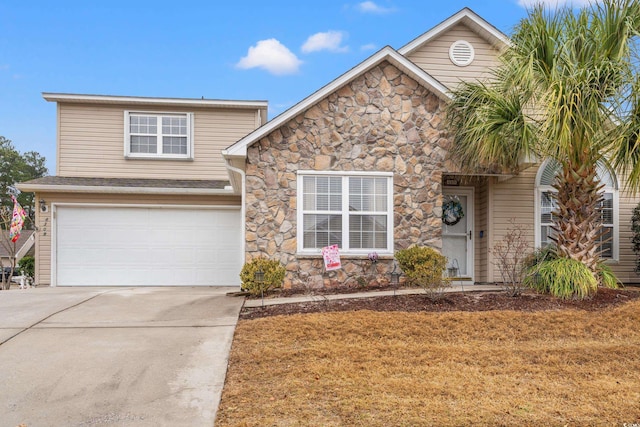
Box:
523;245;558;271
240;257;286;296
597;262;621;289
526;257;597;299
18;256;35;278
522;245;558;289
395;246;449;298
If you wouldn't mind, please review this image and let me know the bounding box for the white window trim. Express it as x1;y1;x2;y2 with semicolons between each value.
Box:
124;111;194;160
534;160;619;261
296;171;394;255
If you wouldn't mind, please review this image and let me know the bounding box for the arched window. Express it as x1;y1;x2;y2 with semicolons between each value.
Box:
534;159;619;260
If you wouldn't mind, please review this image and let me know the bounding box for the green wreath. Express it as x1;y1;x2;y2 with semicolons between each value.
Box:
442;199;464;226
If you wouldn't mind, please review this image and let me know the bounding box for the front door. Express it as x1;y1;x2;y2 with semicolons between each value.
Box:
441;187;474;280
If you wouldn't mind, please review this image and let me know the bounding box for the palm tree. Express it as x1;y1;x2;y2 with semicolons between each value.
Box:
446;0;640;296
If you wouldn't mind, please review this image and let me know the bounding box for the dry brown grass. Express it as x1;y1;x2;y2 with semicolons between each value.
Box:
216;301;640;426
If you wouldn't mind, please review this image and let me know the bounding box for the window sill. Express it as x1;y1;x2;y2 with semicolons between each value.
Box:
125;155;194;161
296;253;394;260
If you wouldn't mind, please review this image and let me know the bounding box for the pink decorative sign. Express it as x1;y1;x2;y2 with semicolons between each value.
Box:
322;244;341;271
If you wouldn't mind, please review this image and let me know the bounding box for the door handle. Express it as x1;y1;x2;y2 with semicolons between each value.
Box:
469;230;472;240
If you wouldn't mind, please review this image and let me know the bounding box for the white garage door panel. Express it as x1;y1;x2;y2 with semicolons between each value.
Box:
56;206;241;286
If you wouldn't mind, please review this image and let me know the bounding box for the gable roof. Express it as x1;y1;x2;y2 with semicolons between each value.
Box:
223;46;450;158
398;7;510;56
0;230;35;260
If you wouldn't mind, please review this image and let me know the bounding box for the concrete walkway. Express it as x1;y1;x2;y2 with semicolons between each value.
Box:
0;286;243;427
244;283;503;307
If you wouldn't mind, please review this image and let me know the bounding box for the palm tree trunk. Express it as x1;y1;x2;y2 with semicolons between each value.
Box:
551;161;603;277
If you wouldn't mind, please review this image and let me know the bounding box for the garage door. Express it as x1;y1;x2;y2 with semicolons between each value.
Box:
55;206;241;286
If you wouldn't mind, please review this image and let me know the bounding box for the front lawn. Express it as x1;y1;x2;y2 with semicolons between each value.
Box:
216;298;640;426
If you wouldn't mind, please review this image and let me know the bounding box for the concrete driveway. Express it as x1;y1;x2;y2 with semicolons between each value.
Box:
0;286;244;427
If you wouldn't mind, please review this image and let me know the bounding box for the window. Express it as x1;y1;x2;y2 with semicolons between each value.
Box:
535;159;618;260
125;112;192;159
297;172;393;254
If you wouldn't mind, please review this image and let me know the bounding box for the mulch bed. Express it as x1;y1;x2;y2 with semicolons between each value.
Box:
240;286;640;320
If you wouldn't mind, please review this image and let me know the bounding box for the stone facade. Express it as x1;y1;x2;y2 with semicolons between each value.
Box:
245;61;451;289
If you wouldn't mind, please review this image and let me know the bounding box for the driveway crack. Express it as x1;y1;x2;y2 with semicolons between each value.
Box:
0;289;114;346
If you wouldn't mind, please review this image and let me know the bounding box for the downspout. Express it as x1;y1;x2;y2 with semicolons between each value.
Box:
224;157;246;266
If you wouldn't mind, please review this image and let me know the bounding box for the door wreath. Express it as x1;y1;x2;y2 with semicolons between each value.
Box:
442;199;464;226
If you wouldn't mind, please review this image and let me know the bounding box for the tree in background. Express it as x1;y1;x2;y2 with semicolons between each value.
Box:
0;135;47;289
446;1;640;298
0;136;48;226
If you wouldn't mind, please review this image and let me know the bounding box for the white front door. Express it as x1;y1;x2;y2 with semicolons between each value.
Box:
441;187;474;280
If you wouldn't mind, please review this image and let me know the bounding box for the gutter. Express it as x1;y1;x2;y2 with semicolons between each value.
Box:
15;184;236;196
224;158;247;266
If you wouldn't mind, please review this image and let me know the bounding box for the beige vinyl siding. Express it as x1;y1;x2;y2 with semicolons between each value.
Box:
490;169;537;282
57;103;259;179
34;192;240;286
473;178;489;283
34;192;51;287
405;23;501;89
487;165;640;285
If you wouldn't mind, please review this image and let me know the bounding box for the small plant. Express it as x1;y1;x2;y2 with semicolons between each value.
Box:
239;257;286;296
598;261;621;289
18;255;35;279
490;219;532;296
395;246;449;299
526;257;597;300
522;245;558;289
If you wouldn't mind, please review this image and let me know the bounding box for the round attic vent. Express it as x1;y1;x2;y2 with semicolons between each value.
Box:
449;40;475;67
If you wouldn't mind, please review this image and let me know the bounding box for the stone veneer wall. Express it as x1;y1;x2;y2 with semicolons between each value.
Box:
245;61;451;289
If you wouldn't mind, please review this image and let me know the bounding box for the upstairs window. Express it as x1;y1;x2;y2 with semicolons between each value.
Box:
125;112;193;159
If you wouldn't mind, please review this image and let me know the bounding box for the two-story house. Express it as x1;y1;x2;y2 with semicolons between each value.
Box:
19;94;267;286
20;8;640;288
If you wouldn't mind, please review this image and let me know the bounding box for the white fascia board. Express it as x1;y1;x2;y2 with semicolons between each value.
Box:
42;93;268;110
16;183;236;196
398;8;510;56
224;46;450;158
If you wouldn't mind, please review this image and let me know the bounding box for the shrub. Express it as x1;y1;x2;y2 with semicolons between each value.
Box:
523;245;558;271
490;219;532;296
524;246;621;296
527;257;597;299
522;245;558;288
597;262;621;289
18;256;35;279
240;257;286;296
395;246;449;299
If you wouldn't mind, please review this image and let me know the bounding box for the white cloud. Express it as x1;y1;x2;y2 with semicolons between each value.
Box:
236;39;302;76
518;0;597;7
360;43;377;51
301;31;349;53
356;1;395;14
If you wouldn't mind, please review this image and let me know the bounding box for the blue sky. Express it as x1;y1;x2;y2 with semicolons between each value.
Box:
0;0;589;173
